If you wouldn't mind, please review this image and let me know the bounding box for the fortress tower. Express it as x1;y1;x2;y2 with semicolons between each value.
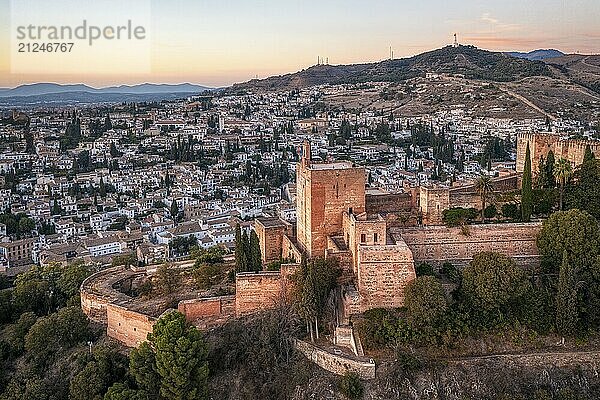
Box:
296;140;366;257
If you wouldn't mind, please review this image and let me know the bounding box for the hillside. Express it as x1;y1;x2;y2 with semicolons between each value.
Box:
232;45;552;92
507;49;565;61
544;54;600;93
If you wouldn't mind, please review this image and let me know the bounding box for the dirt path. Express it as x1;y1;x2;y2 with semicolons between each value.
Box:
498;86;556;121
581;56;600;71
450;349;600;363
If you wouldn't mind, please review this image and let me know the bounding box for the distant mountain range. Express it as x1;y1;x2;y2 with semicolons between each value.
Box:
506;49;565;61
0;83;213;106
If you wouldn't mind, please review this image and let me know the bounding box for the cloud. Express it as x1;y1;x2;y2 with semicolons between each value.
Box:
479;13;521;33
464;36;548;49
480;13;499;25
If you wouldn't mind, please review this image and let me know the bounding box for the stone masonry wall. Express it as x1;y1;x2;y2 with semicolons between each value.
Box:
517;133;600;174
357;244;416;311
178;295;236;329
398;222;541;267
235;271;287;316
282;235;302;263
80;290;110;324
294;339;376;380
106;303;155;348
366;192;412;214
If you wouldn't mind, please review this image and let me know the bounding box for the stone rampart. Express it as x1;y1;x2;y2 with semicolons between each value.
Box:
396;222;541;267
294;339;376;380
235;271;288;316
106;303;155;348
178;295;236;329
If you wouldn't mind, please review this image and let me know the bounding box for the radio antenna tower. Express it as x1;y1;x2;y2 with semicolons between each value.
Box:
453;33;459;48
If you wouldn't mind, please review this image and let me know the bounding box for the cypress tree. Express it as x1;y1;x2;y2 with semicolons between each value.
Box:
241;231;250;272
234;224;246;272
521;143;533;222
99;176;106;198
545;150;555;188
249;231;262;272
170;200;179;222
556;251;578;336
584;144;595;163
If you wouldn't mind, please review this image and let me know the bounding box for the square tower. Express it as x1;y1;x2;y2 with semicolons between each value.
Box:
296;141;366;257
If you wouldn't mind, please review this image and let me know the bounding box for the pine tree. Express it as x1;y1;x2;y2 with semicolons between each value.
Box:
249;231;262;272
147;311;209;400
521;143;533;222
556;251;578;337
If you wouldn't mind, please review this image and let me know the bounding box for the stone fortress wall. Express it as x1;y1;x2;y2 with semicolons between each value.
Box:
395;222;541;267
81;263;298;347
516;132;600;174
83;140;544;351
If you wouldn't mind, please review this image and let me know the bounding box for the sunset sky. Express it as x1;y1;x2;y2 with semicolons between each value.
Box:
0;0;599;88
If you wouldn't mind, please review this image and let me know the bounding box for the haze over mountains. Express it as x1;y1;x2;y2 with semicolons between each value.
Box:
0;83;213;107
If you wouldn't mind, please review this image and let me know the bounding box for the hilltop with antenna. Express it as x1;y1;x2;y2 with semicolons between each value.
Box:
232;44;553;91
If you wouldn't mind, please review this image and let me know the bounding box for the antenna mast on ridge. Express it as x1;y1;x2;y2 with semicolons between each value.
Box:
453;33;459;48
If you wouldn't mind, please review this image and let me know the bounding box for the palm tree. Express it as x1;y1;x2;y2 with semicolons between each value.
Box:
475;174;494;222
554;158;573;211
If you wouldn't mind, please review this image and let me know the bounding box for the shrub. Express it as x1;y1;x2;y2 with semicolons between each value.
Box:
484;204;497;219
501;203;520;221
194;263;223;290
442;207;478;227
415;263;435;277
440;262;461;284
338;371;363;400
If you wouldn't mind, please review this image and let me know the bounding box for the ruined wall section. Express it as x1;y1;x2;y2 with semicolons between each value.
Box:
294;339;376;380
178;296;236;329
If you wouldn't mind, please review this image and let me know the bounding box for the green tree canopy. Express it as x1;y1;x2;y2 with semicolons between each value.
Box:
537;209;600;273
404;276;448;330
462;252;529;313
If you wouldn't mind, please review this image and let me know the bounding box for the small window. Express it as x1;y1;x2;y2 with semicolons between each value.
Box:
374;233;378;243
360;234;366;243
